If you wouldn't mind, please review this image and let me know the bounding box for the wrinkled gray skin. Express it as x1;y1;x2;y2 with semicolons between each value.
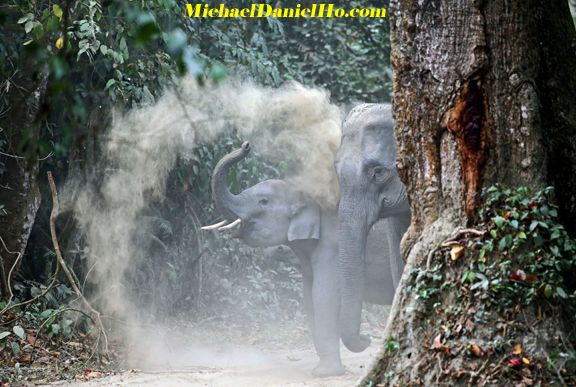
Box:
208;142;396;377
335;103;411;352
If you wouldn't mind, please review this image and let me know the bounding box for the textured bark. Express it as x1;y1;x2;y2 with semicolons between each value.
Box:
0;69;48;297
363;0;576;385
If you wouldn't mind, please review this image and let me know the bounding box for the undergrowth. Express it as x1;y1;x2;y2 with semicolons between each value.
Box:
375;185;576;386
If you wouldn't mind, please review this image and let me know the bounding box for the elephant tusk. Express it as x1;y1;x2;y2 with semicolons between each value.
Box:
218;218;241;230
201;220;230;230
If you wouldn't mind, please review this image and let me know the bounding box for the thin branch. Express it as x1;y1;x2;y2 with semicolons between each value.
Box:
0;234;22;314
47;171;109;353
426;227;486;271
0;150;54;161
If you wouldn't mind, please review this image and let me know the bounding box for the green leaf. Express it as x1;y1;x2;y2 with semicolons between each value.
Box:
11;342;20;356
100;44;108;55
210;63;228;84
556;287;568;299
544;284;554;298
135;13;160;44
384;337;400;351
119;37;127;52
551;229;562;240
104;79;116;91
53;4;63;20
493;216;506;228
479;248;486;261
498;236;509;251
13;325;25;340
17;13;33;24
40;309;55;319
529;221;538;232
510;220;519;229
24;20;34;33
516;231;527;240
50;324;61;335
0;332;11;340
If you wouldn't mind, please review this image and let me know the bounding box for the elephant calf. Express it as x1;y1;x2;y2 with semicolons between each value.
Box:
203;142;398;377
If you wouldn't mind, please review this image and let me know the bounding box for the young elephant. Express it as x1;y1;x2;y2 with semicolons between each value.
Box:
203;142;396;377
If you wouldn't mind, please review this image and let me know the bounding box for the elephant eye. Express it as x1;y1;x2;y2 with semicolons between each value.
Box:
259;198;269;206
369;165;390;182
371;166;384;179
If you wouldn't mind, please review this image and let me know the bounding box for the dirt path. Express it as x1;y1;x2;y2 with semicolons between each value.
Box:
50;342;381;387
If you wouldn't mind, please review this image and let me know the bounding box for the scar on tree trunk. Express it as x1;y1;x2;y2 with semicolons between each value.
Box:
443;79;488;219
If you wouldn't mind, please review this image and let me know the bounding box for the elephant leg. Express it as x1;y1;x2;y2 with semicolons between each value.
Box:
310;260;344;377
301;264;315;335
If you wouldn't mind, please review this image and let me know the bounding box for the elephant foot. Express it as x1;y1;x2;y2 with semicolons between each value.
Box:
342;333;371;353
312;360;345;378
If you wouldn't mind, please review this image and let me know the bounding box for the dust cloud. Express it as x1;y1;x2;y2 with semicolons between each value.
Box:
65;76;342;369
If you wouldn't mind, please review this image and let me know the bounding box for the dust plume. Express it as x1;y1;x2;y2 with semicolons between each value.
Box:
65;76;342;367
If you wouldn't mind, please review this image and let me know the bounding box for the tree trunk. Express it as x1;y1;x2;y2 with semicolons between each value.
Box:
0;65;48;298
364;0;576;385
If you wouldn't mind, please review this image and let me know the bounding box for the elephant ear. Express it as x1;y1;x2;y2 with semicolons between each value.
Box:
288;194;321;241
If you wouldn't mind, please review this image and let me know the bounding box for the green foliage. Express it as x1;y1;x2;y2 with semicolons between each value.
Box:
475;185;576;307
410;185;576;314
0;281;91;362
384;337;400;352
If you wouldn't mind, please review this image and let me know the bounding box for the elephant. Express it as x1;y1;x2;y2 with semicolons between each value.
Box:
202;141;397;377
334;103;411;352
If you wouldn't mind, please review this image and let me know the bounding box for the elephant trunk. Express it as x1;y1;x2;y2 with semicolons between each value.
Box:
211;141;251;220
337;201;371;353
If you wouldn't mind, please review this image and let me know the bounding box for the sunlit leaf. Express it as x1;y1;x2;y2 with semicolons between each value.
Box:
469;343;482;357
522;357;530;365
432;334;450;354
17;15;30;24
55;36;64;49
53;4;63;20
513;343;522;355
450;245;464;261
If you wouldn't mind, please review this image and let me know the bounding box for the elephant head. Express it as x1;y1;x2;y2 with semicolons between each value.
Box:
204;142;321;248
334;104;410;352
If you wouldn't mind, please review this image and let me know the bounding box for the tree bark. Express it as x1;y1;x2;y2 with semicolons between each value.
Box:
0;64;48;298
364;0;576;385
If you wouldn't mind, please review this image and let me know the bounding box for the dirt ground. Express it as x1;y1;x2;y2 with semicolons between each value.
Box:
48;344;381;387
41;308;388;387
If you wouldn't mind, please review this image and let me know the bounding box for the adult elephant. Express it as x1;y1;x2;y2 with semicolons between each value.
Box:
334;103;411;352
203;141;397;377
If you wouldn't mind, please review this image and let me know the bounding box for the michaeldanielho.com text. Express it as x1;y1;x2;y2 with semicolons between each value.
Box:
185;3;387;18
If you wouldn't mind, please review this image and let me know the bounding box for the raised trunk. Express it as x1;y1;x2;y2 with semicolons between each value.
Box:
210;142;251;220
364;0;576;385
337;201;371;353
